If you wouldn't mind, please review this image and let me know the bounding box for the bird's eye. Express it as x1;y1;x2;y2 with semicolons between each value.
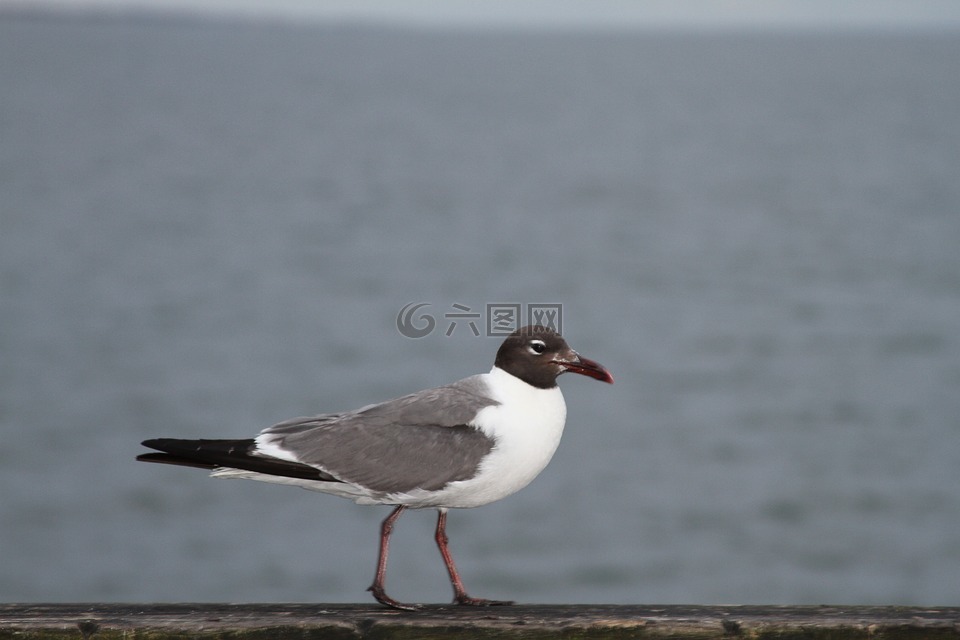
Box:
527;340;547;355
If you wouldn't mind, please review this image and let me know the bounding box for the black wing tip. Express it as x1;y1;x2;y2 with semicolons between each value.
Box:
136;437;338;483
136;438;254;469
139;437;256;452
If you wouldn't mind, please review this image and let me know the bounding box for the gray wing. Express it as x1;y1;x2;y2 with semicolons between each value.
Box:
260;375;498;494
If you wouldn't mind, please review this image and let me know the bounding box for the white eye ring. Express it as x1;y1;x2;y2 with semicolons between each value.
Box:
527;339;547;355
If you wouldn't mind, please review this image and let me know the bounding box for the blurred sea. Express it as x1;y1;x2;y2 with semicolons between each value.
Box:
1;12;959;605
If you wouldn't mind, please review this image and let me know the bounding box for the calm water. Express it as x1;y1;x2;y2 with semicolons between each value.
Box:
2;13;959;605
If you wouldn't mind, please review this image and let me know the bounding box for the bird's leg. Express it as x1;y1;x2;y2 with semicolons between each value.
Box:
434;509;514;607
368;505;419;611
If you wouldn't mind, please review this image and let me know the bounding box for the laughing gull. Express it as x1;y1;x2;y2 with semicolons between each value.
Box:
138;324;613;610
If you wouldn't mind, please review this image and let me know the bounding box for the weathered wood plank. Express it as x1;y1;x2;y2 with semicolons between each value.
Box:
1;603;958;639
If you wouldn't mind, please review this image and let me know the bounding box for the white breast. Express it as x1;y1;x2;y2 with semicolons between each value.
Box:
406;365;567;509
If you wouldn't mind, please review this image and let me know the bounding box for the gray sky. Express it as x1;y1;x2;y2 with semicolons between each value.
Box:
4;0;960;29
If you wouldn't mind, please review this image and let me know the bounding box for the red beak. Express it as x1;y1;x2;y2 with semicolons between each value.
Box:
554;353;614;384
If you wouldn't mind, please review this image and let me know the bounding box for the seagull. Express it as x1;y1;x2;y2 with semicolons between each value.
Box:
137;324;613;610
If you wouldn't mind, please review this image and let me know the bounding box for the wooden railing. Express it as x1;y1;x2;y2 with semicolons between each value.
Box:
2;603;958;638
